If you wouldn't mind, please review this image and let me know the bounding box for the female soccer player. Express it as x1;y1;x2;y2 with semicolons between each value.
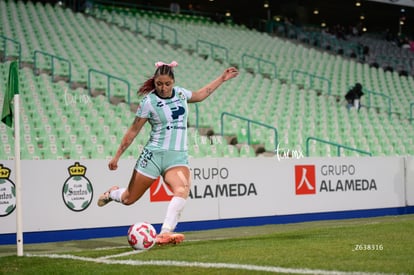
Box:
98;61;239;245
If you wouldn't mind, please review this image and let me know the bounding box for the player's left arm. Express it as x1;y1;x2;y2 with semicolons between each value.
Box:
188;67;239;103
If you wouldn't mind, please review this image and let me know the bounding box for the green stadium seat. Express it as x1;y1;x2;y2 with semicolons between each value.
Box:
222;144;240;157
239;144;256;157
188;144;206;158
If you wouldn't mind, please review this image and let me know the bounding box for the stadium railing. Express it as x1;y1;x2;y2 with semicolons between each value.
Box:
0;35;21;67
148;21;179;47
306;136;372;157
87;68;131;105
363;88;392;119
241;53;277;79
220;112;278;151
291;69;332;95
196;40;229;63
33;50;72;84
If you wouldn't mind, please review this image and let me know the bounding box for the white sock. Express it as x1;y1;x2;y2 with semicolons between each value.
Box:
161;196;187;233
109;188;126;203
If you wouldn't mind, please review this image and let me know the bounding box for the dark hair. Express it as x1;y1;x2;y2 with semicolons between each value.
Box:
137;65;175;95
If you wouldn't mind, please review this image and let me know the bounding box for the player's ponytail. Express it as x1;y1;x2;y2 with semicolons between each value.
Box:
137;76;155;95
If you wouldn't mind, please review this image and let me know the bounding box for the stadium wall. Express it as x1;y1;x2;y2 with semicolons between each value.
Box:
0;156;413;244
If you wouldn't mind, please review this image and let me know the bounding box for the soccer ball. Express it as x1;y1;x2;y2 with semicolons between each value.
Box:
127;222;157;250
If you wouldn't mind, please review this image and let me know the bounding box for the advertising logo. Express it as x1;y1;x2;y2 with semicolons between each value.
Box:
295;165;316;195
62;162;93;212
150;167;258;201
150;176;173;202
0;164;16;217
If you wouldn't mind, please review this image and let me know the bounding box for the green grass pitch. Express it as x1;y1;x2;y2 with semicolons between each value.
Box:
1;214;413;274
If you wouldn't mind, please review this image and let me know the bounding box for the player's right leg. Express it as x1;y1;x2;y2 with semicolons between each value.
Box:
97;170;155;206
155;165;190;245
156;232;185;245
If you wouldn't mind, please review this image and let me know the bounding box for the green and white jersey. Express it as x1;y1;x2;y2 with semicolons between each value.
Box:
136;86;192;151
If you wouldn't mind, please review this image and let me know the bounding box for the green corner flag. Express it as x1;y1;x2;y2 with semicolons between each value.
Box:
1;61;19;127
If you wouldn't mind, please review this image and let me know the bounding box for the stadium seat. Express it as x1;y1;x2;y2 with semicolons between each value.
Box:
222;144;240;157
188;144;208;158
239;144;256;157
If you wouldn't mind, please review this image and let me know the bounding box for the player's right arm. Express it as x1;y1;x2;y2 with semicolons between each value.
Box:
109;116;147;170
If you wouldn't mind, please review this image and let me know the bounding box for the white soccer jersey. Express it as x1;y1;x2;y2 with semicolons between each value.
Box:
136;86;192;151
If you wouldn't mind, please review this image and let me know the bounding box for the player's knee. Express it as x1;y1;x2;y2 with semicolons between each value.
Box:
121;199;133;205
121;194;137;205
173;184;190;198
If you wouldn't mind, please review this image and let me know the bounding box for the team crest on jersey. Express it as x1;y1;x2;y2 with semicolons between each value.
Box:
140;159;148;168
178;91;186;100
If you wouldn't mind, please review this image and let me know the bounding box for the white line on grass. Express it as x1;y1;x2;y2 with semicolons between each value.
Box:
98;249;146;259
93;245;129;251
26;253;392;275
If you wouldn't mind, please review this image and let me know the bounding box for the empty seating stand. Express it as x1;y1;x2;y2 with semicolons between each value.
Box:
0;0;413;160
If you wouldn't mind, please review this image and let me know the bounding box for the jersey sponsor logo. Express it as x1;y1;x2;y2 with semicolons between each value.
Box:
170;106;185;119
156;99;181;108
165;98;181;105
166;125;186;130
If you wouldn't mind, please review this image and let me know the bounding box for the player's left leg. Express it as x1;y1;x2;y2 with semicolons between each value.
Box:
98;147;162;207
97;169;155;206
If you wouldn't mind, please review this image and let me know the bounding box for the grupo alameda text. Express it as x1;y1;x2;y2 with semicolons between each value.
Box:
320;164;377;192
189;167;257;199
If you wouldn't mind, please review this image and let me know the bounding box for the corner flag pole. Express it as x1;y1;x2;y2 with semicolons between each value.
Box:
11;62;23;256
1;61;23;256
14;91;23;256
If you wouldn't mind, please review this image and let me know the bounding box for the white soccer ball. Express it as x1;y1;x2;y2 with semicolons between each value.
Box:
127;222;157;250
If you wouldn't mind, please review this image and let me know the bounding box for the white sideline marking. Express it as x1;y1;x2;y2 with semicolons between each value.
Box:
26;253;391;275
98;249;146;259
93;245;129;251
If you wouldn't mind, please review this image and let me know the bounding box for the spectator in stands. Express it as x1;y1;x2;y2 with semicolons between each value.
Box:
401;38;411;49
385;28;394;41
345;83;364;111
97;61;239;245
410;41;414;52
170;2;180;14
